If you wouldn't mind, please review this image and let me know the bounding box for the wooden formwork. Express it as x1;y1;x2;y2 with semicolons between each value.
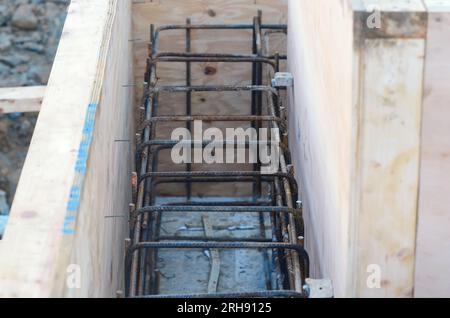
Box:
0;0;134;297
1;0;449;298
0;86;46;114
288;0;450;297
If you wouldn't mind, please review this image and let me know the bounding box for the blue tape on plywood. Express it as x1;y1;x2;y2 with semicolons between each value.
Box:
63;103;98;235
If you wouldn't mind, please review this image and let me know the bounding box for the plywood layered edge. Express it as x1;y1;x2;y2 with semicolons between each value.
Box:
0;0;133;297
288;0;450;297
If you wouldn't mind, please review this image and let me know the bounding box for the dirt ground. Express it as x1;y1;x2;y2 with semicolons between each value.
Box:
0;0;68;211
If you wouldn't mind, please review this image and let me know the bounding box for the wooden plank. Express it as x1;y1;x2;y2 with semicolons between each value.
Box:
354;38;424;297
0;0;132;297
0;86;46;114
287;0;354;297
288;0;427;297
414;8;450;298
58;0;133;298
351;1;426;298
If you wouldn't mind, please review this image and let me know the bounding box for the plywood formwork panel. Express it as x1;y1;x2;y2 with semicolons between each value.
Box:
414;5;450;298
58;0;133;298
288;0;435;297
287;0;354;298
0;0;133;297
355;38;423;297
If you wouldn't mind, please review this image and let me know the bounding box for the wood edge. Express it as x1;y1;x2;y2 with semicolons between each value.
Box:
51;0;122;297
0;86;46;114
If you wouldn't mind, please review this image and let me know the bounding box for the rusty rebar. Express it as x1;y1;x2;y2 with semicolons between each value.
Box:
127;14;306;298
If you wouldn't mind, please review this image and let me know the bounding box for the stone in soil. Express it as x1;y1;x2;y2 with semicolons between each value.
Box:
0;4;12;27
0;33;12;51
11;4;39;31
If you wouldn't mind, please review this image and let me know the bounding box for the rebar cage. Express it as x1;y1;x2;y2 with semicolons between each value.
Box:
126;12;310;298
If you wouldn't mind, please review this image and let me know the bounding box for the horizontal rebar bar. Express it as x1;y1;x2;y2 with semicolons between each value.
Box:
154;52;287;61
134;290;305;299
139;115;285;133
136;206;299;215
158;236;273;243
137;139;286;153
148;85;278;95
152;24;287;57
151;54;277;70
135;140;289;169
161;200;273;207
138;171;297;187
